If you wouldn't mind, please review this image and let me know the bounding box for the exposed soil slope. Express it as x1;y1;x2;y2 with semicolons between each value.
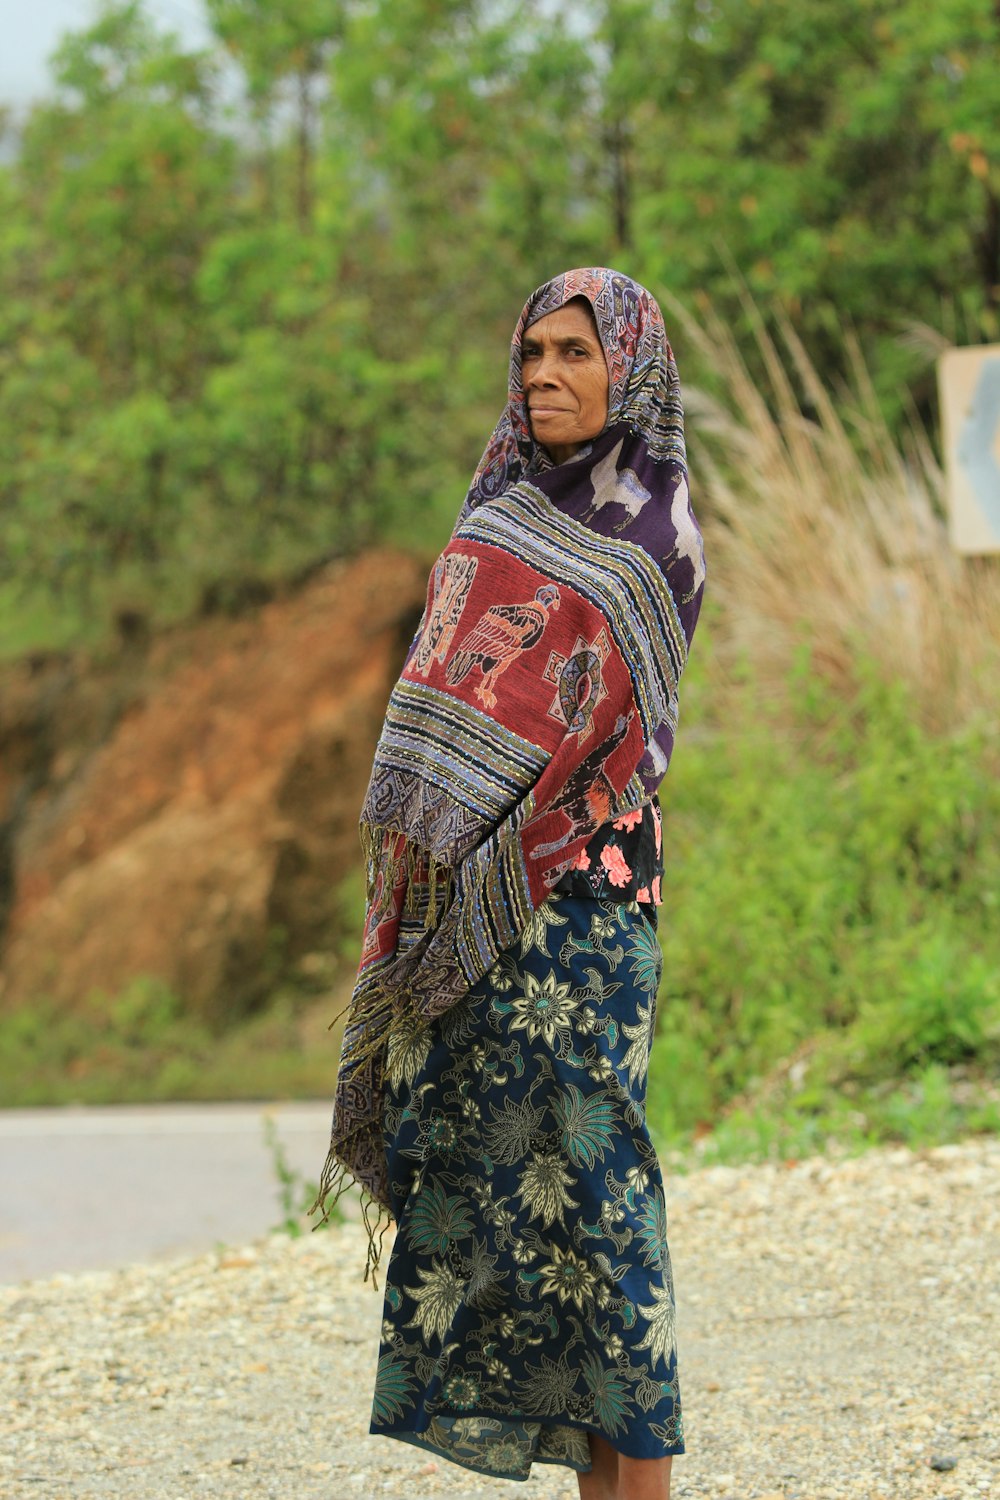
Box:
0;551;427;1023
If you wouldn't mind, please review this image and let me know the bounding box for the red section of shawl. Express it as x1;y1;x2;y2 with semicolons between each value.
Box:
403;547;562;735
371;535;643;934
402;540;633;759
520;685;645;909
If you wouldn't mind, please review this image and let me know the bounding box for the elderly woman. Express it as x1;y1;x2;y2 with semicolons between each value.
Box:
315;267;705;1499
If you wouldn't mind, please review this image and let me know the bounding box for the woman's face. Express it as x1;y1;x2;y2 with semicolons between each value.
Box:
521;300;609;464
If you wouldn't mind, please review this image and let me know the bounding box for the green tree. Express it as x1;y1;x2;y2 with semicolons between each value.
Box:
621;0;1000;414
0;3;231;592
3;0;999;618
205;0;345;226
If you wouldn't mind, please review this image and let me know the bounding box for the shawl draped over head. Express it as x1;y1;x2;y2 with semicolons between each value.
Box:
314;267;706;1275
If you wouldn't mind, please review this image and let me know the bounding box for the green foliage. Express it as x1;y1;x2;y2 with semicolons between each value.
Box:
625;0;1000;418
262;1115;343;1236
0;976;342;1106
685;1064;1000;1168
646;637;1000;1157
3;0;997;626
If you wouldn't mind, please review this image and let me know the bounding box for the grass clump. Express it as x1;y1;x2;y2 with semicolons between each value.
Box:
0;974;344;1107
647;679;1000;1162
262;1115;344;1237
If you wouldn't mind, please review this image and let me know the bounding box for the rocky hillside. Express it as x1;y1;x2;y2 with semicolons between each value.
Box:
0;552;427;1025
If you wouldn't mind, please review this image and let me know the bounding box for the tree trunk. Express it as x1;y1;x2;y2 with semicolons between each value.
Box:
254;101;274;218
603;3;633;254
296;66;313;230
977;184;1000;313
606;112;633;252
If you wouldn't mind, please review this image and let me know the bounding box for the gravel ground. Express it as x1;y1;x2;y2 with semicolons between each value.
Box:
2;1138;997;1500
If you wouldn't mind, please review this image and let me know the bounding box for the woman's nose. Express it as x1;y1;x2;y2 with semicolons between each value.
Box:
526;352;559;386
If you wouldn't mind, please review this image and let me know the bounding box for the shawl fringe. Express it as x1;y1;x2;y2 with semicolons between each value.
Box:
359;820;454;929
308;1140;394;1287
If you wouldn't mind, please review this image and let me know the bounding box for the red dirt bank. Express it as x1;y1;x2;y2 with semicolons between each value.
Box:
0;551;427;1024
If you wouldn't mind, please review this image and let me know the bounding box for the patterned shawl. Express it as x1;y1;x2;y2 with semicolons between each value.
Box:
314;268;706;1275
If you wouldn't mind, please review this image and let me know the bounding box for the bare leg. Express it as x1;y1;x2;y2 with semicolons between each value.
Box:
577;1432;619;1500
577;1433;673;1500
619;1452;673;1500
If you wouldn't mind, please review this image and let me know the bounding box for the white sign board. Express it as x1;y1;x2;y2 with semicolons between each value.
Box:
937;344;1000;554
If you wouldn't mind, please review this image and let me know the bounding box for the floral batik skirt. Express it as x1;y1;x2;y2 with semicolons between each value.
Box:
371;894;683;1482
370;893;684;1482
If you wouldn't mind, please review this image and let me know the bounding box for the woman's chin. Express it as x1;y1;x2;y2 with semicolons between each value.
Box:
530;424;588;463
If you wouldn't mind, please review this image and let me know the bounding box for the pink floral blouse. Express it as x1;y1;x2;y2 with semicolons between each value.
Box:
552;798;663;906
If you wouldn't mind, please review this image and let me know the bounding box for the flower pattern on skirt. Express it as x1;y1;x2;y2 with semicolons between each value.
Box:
371;893;683;1481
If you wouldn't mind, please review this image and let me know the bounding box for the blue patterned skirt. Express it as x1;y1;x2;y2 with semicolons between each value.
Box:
371;894;683;1481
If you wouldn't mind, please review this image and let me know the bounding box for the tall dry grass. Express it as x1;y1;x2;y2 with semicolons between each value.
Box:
670;294;1000;736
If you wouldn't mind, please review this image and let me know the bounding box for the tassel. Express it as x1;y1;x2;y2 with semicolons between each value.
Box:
357;822;454;928
427;858;439;926
359;1195;394;1288
309;1145;353;1227
317;820;457;1284
308;1139;395;1287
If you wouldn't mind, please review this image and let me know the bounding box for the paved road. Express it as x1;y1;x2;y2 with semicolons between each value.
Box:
0;1102;336;1285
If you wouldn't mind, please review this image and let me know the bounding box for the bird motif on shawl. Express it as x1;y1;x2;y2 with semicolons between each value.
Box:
529;710;635;864
445;583;561;710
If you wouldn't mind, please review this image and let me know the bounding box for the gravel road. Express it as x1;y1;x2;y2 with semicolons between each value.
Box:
2;1138;997;1500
